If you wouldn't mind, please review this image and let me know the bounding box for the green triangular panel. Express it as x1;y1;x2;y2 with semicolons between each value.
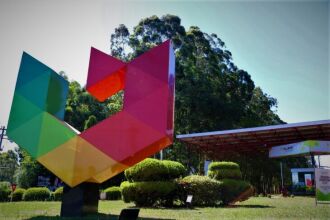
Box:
45;72;69;120
7;93;43;133
7;113;44;158
15;52;56;90
37;112;76;157
16;72;50;111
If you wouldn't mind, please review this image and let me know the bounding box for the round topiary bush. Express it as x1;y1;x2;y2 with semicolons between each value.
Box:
178;175;222;206
163;160;187;180
11;188;26;201
23;187;50;201
54;187;63;201
104;186;121;200
208;161;242;180
124;158;186;182
121;181;178;206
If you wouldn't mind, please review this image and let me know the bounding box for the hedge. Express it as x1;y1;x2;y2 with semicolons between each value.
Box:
220;179;252;205
11;188;26;201
121;181;178;206
0;182;11;202
124;158;186;182
54;187;63;201
104;186;121;200
23;187;50;201
208;161;242;180
179;175;222;206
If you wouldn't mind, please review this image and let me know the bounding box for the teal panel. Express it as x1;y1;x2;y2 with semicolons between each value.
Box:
7;93;43;133
16;72;50;111
46;72;69;120
7;113;44;158
15;52;55;90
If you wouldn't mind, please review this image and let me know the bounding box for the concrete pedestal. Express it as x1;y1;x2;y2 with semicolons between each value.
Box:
60;182;99;217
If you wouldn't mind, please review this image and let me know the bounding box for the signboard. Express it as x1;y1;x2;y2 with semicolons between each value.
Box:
37;176;50;187
269;140;330;158
315;168;330;203
304;174;312;187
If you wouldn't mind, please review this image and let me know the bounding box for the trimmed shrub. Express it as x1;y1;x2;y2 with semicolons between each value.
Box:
11;188;26;201
54;187;63;201
125;158;186;182
220;179;252;205
23;187;50;201
163;160;186;180
104;186;121;200
0;182;11;202
208;161;242;180
178;175;222;206
121;181;178;206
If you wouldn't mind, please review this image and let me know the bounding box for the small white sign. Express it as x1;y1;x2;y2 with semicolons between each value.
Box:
186;195;193;203
100;192;106;200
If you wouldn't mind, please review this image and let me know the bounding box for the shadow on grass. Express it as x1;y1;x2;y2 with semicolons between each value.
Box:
26;213;175;220
225;204;274;208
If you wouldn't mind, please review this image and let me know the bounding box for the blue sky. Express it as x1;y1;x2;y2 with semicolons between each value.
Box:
0;0;328;126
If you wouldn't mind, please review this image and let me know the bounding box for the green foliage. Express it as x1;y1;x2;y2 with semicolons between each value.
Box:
53;187;63;201
104;186;121;200
11;188;26;201
65;81;123;132
220;179;251;205
208;161;242;180
84;115;97;130
179;175;222;206
109;15;287;183
124;158;186;182
120;181;178;206
23;187;50;201
209;161;240;170
16;149;52;189
0;182;11;202
0;150;18;183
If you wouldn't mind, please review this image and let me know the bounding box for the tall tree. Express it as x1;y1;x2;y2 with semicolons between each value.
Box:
109;15;307;192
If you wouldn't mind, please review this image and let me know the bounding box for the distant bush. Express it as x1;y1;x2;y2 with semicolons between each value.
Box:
104;186;121;200
0;182;11;202
208;161;242;180
179;175;222;206
23;187;50;201
220;179;252;205
121;181;178;206
54;187;63;201
11;188;26;201
125;158;186;182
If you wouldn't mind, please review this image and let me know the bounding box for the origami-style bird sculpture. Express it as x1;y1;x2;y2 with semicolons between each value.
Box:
7;40;175;187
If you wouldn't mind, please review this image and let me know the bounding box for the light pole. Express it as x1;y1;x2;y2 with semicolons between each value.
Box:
0;126;6;151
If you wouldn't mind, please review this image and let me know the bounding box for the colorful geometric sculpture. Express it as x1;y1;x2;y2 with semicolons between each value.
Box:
7;40;175;187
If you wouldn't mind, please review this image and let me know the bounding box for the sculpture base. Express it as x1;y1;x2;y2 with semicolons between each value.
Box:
60;182;99;217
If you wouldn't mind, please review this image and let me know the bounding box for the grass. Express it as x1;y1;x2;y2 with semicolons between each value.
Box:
0;196;329;219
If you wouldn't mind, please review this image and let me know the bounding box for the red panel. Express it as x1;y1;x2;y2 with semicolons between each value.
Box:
86;47;126;94
80;111;165;164
87;66;126;102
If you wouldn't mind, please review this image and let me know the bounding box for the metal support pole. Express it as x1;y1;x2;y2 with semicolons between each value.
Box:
280;161;284;190
310;153;316;168
160;149;163;160
0;126;5;151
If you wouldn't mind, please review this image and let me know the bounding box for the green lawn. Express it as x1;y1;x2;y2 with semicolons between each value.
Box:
0;196;329;220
